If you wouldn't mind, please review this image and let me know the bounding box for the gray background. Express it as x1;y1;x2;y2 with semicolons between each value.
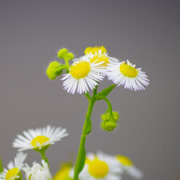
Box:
0;0;179;180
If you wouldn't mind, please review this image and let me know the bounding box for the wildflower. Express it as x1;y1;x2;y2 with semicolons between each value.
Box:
75;46;118;68
79;152;122;180
116;155;143;179
23;160;52;180
62;60;104;94
0;152;27;180
13;125;68;151
107;60;149;91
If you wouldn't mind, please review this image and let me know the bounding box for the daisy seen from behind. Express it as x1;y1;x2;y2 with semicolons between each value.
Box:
107;60;149;91
62;59;104;94
0;152;27;180
23;160;52;180
13;125;68;151
116;155;143;179
78;152;122;180
75;46;118;68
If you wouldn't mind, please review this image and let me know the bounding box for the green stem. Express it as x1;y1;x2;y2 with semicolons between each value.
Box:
97;96;113;117
84;92;91;101
0;155;3;173
73;94;96;180
40;150;49;165
64;57;70;73
55;65;69;72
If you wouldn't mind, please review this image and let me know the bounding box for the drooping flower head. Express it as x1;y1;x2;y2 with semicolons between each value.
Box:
82;46;119;68
62;60;104;94
0;152;27;180
84;46;110;67
79;152;122;180
23;160;52;180
116;155;143;179
107;60;149;91
13;125;68;151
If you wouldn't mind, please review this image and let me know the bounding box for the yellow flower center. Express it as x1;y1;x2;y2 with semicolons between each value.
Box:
84;46;107;55
31;136;50;148
116;155;133;167
87;158;109;178
70;61;91;79
90;54;110;66
120;62;138;78
6;168;19;180
53;166;71;180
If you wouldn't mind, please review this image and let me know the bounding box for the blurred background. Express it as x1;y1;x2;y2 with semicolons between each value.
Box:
0;0;179;179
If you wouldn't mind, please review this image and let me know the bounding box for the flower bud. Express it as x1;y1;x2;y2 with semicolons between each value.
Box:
105;121;117;131
112;111;119;122
101;113;109;121
57;48;68;59
46;61;62;80
101;121;117;131
67;53;74;60
101;111;119;122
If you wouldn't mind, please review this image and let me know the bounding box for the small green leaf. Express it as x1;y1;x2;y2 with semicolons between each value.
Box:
74;145;86;179
78;147;86;173
96;84;116;99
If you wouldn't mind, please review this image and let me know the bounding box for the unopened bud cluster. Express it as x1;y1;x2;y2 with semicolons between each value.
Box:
57;48;74;61
46;61;62;80
101;111;119;131
46;48;74;80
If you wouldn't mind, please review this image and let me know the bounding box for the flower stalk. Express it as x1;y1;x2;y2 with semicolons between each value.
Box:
40;150;49;165
0;155;3;173
74;85;117;179
73;89;97;180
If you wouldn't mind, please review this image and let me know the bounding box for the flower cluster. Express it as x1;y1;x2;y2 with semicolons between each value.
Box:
54;152;143;180
46;46;149;94
0;126;143;180
0;46;149;180
0;125;67;180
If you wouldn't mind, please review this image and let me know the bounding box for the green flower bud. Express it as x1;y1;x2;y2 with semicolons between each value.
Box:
105;121;117;131
101;121;117;131
46;61;62;80
112;111;119;122
101;112;110;121
57;48;68;59
67;52;74;60
101;121;106;130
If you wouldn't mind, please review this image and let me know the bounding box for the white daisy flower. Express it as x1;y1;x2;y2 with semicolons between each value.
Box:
13;125;68;151
77;152;122;180
116;155;143;179
62;60;104;94
107;60;149;91
23;160;52;180
74;46;118;68
0;152;27;180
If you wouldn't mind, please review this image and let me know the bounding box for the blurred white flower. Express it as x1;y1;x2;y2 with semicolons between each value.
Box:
116;155;143;179
74;152;122;180
0;152;27;180
23;160;52;180
13;125;68;151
